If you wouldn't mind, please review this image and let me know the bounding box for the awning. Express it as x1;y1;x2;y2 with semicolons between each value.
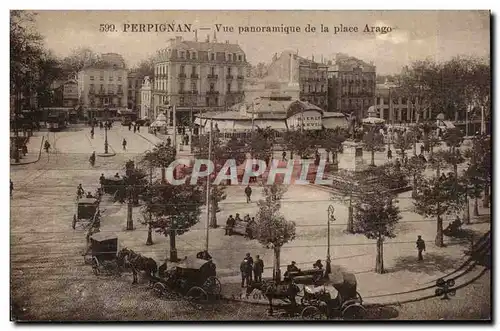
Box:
362;117;385;124
151;120;167;128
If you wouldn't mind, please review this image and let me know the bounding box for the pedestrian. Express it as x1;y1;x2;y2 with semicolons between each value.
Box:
77;184;84;199
245;184;252;203
166;137;172;146
387;148;392;160
184;134;189;145
133;125;136;133
44;140;51;153
416;235;426;261
420;144;425;155
253;255;264;282
22;144;28;156
122;138;127;151
128;123;132;131
245;252;254;269
10;180;13;198
235;213;242;223
114;173;120;178
225;215;235;235
153;128;157;136
240;258;251;288
282;151;287;162
137;125;140;133
89;151;96;167
90;127;94;139
99;173;105;187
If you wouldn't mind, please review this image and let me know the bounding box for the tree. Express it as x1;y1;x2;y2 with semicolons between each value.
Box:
36;51;64;107
250;62;268;78
403;155;426;198
414;176;466;247
135;54;156;78
393;131;413;159
362;128;385;166
459;165;484;224
320;128;347;164
61;46;100;74
354;192;401;274
428;150;448;177
465;134;491;208
207;184;227;228
142;180;204;262
284;130;315;159
423;131;441;158
123;160;148;231
143;143;176;183
248;126;276;162
254;183;295;281
225;136;247;165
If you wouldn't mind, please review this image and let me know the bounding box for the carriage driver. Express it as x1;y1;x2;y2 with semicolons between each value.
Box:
77;184;85;199
313;259;324;270
287;261;300;273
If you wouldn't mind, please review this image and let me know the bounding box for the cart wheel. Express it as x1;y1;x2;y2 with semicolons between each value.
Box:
186;286;208;308
356;291;363;305
342;304;366;320
153;282;166;298
92;265;100;276
301;306;325;320
203;276;221;295
72;215;77;229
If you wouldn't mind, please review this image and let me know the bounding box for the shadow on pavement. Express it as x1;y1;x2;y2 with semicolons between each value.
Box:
364;304;400;320
388;252;462;275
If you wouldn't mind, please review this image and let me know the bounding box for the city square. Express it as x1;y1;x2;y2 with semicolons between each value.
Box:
10;10;491;321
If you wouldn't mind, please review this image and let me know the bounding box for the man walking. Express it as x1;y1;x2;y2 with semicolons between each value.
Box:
225;215;235;235
253;255;264;282
122;138;127;151
416;235;426;261
245;185;252;203
10;180;13;198
240;258;251;288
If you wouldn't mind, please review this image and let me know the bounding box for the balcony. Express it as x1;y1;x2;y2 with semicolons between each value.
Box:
178;73;187;79
237;75;244;80
190;73;199;79
206;90;219;95
226;75;234;80
117;90;124;95
207;74;218;80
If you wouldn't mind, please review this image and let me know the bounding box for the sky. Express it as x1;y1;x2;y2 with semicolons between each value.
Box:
28;10;490;75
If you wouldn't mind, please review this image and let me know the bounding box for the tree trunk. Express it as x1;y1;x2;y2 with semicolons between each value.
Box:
370;150;375;166
209;200;218;228
463;190;470;225
326;151;330;163
412;174;417;198
161;167;166;183
435;213;444;247
346;197;354;233
273;246;281;282
146;222;153;245
126;202;134;230
474;196;480;216
483;183;490;208
375;237;384;274
169;229;178;262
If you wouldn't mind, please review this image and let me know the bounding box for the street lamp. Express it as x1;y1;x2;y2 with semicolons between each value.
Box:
326;205;335;274
104;108;109;154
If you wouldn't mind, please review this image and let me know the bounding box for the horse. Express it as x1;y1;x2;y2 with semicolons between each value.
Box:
245;280;301;316
117;248;158;284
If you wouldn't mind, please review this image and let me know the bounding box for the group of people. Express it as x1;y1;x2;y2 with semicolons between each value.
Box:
225;213;257;238
128;122;141;133
240;253;264;287
76;183;100;200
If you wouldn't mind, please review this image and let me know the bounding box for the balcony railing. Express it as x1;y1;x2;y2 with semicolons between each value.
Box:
207;90;219;95
190;74;199;79
207;74;218;79
226;75;234;80
178;73;187;79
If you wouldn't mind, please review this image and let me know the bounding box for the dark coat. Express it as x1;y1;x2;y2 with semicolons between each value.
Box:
253;258;264;274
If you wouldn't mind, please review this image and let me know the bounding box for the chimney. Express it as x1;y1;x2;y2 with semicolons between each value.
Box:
213;30;217;43
194;29;198;41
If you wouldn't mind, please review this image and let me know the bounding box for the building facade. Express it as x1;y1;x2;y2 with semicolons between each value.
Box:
152;35;249;126
127;70;143;112
53;79;79;108
140;76;152;120
327;53;376;119
77;53;128;118
266;51;328;110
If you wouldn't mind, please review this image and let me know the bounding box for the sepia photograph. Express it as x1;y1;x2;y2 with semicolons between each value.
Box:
9;10;491;321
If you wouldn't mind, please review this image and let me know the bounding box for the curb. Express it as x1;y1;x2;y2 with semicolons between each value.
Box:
10;136;45;166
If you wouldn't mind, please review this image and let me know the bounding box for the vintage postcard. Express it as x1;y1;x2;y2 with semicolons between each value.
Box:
10;10;491;321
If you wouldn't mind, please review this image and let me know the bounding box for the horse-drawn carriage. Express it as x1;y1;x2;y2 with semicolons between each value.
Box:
84;233;121;276
101;177;126;199
284;268;326;286
73;197;100;230
150;256;221;306
299;270;366;320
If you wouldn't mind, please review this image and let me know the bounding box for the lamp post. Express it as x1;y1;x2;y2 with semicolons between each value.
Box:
104;108;109;154
326;205;335;274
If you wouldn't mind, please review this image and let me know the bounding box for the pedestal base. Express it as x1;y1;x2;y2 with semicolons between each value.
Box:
338;140;366;172
97;152;116;157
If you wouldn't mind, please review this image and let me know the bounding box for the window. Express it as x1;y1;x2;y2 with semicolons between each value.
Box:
227;83;231;92
118;85;123;92
191;81;197;92
211;53;215;61
109;75;114;81
100;84;104;91
180;97;184;105
192;65;196;74
228;54;232;61
179;81;185;92
90;76;95;81
238;55;242;61
192;52;197;60
227;67;231;75
180;65;185;74
100;75;104;81
210;83;215;92
180;51;185;59
117;76;122;81
320;85;324;92
89;83;95;90
186;51;190;59
210;67;215;75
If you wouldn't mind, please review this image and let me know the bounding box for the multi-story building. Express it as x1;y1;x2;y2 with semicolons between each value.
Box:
152;35;248;126
266;51;328;110
327;53;376;120
52;79;79;108
374;80;415;123
127;70;142;112
77;53;128;119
